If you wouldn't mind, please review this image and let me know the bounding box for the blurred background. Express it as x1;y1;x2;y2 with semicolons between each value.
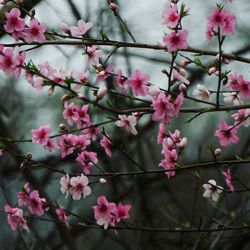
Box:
0;0;250;249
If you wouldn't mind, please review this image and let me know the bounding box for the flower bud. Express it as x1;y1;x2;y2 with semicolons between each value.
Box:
208;66;217;75
99;178;107;184
96;86;107;100
214;148;221;156
179;83;186;92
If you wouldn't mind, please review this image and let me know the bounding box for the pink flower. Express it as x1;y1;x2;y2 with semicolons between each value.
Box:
73;70;89;85
100;135;112;157
163;30;188;53
76;104;91;128
95;64;114;83
222;168;234;192
56;207;69;227
25;19;47;43
215;120;239;147
17;183;30;206
159;148;177;178
157;123;166;144
27;190;47;216
4;8;25;33
63;102;79;126
162;3;180;29
5;205;28;231
76;150;98;175
86;45;103;64
31;124;52;146
114;202;131;223
60;174;70;198
126;69;149;96
69;174;91;200
115;68;127;93
70;20;93;36
92;196;116;229
115;115;138;135
58;134;76;158
231;109;250;127
83;126;101;141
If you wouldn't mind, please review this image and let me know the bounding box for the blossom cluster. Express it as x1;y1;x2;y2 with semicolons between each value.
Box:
158;126;187;178
92;196;131;229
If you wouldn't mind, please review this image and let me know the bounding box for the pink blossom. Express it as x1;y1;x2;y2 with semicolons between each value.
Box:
162;3;180;29
92;196;116;229
159;148;177;178
44;138;58;152
100;135;112;157
157;123;166;144
4;8;25;33
25;19;47;43
215;120;239;147
17;183;30;207
76;104;91;128
76;150;98;175
148;85;161;97
83;126;101;141
126;69;149;96
58;134;76;158
63;102;79;126
114;202;131;223
231;109;250;127
70;20;93;36
31;124;52;146
73;70;89;85
86;45;103;64
5;205;28;231
95;64;114;83
69;174;91;200
60;174;70;198
56;207;69;227
115;68;127;93
163;30;188;53
27;190;47;216
115;115;138;135
222;168;234;192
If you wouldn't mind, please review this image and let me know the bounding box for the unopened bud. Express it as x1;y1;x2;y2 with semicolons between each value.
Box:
178;137;187;148
208;66;217;75
99;178;107;183
214;148;221;156
61;94;71;102
96;86;107;100
60;22;70;33
179;83;186;92
180;58;190;67
59;123;67;131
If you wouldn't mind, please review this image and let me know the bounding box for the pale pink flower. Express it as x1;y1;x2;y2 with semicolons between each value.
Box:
56;207;69;227
69;174;91;200
76;150;98;175
70;20;93;36
95;64;114;83
4;8;25;33
25;19;47;43
223;92;241;105
92;196;116;229
203;179;223;202
5;205;28;231
60;174;70;198
73;70;89;84
100;135;112;157
115;115;137;135
192;84;211;102
148;85;161;97
222;169;234;192
231;109;250;127
215;120;239;147
126;69;149;96
163;30;188;53
115;68;127;93
31;124;52;146
96;86;107;100
162;3;180;29
86;45;103;64
157;123;166;144
63;102;79;126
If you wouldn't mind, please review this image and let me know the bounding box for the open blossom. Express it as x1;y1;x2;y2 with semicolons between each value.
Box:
60;174;71;198
92;196;116;229
100;135;112;157
86;45;103;64
70;20;93;36
222;169;234;192
159;149;177;178
76;150;98;175
5;205;28;231
215;120;239;147
56;207;69;227
157;123;167;144
231;109;250;127
126;69;149;96
69;174;91;200
163;30;188;53
207;7;236;41
31;124;52;146
95;64;114;83
25;19;47;43
4;8;25;33
162;3;180;29
115;68;127;93
63;102;79;126
223;92;241;105
115;115;137;135
202;179;223;202
114;202;131;223
192;84;211;102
